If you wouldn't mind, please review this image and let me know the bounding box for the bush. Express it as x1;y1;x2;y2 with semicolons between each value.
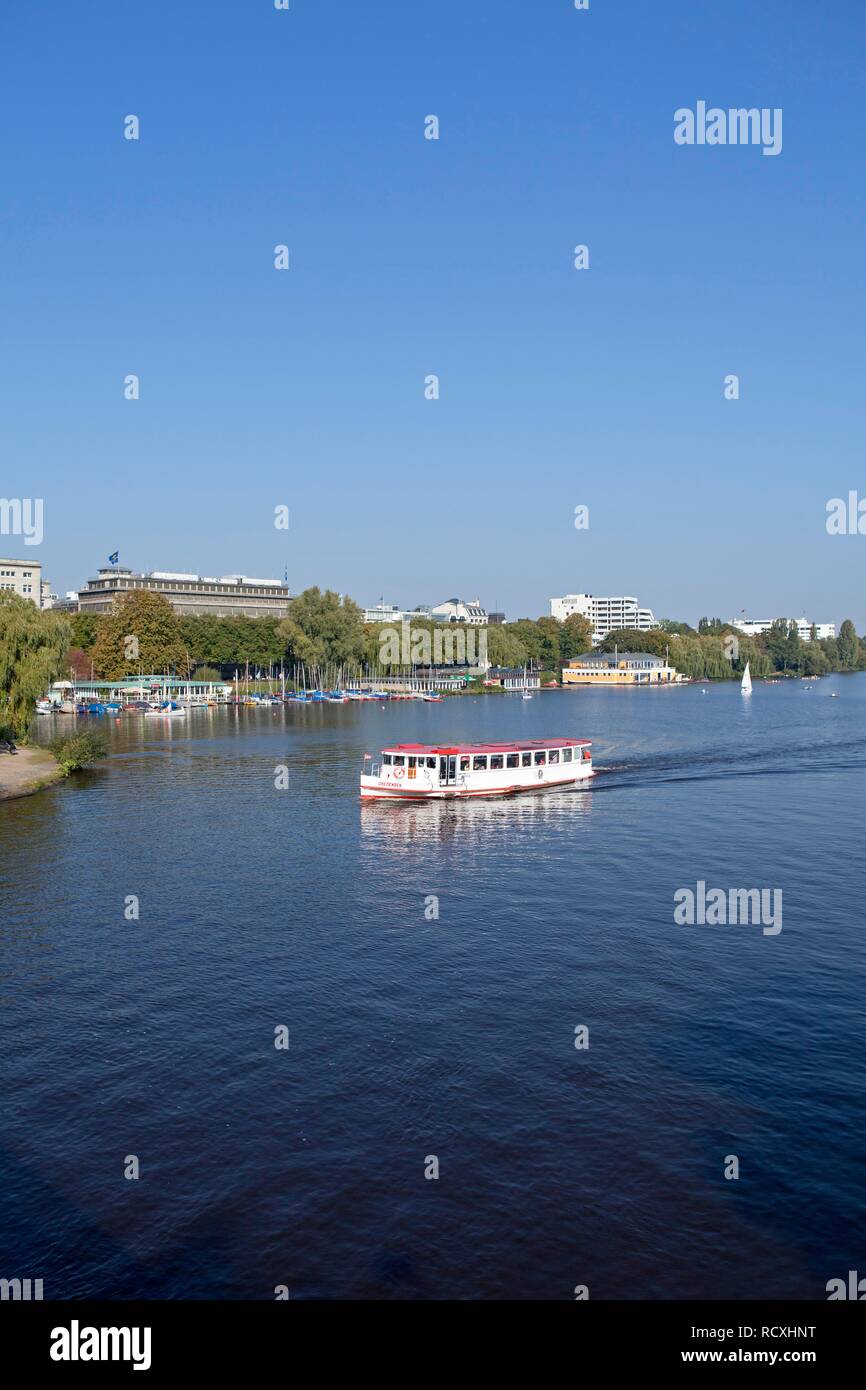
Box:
49;731;108;776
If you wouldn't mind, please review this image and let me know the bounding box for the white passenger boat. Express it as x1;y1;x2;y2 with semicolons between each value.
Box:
360;738;593;800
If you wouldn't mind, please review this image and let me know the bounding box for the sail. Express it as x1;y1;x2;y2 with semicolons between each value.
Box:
741;661;752;694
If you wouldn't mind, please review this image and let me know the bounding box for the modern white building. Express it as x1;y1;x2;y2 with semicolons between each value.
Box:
729;617;836;642
0;558;43;606
549;593;656;644
430;598;488;626
363;602;432;625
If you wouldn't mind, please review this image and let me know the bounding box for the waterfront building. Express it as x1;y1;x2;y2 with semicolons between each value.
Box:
77;566;290;619
549;593;656;644
562;651;681;685
484;666;541;691
729;616;836;642
0;558;43;606
430;597;488;625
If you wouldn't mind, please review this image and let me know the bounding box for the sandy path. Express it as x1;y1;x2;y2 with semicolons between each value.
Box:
0;747;63;801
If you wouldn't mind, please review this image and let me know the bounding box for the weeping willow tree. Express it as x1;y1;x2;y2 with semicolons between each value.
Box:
0;592;71;741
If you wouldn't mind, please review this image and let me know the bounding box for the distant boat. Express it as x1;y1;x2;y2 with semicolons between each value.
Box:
741;662;752;696
145;702;186;718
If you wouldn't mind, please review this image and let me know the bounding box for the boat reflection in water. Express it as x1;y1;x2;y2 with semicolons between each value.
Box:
359;783;594;852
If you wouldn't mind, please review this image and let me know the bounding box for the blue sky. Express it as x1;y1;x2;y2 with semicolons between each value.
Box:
2;1;864;626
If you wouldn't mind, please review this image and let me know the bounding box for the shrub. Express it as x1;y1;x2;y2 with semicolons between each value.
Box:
49;731;108;776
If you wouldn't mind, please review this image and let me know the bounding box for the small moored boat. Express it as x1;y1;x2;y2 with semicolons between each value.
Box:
360;738;592;800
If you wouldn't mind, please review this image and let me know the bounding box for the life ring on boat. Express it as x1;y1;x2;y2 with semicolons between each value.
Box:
393;766;405;779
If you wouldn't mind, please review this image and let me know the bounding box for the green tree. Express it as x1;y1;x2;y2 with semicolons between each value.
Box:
90;591;188;679
70;611;101;652
597;628;671;659
0;593;72;741
485;624;528;668
277;588;366;669
558;613;593;661
837;619;858;668
503;620;545;664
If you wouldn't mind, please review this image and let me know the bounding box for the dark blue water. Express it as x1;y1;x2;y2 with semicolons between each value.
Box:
2;678;864;1299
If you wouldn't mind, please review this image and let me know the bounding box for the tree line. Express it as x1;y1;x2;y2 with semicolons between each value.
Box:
3;586;865;742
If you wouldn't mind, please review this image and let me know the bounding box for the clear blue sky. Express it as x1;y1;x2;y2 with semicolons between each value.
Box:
2;1;864;627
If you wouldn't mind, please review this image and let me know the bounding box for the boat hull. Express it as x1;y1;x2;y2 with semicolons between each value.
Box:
360;766;593;801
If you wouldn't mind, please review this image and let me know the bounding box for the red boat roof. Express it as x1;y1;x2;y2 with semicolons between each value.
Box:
379;738;591;755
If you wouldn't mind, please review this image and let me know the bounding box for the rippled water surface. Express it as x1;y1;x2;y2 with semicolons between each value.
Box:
1;678;864;1299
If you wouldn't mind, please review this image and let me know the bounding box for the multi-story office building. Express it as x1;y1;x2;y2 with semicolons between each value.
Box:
77;566;290;619
729;617;836;642
0;558;43;606
549;593;656;644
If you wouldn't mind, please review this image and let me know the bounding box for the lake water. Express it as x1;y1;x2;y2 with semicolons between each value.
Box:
1;678;864;1299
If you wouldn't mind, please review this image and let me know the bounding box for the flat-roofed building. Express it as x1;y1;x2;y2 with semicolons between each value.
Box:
77;566;290;619
0;558;43;606
363;602;432;624
550;593;656;644
562;651;681;685
729;616;836;642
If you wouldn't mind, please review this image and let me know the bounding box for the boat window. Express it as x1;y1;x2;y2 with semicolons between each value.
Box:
581;747;591;762
408;756;416;768
473;755;487;771
393;755;405;767
521;751;532;767
383;753;392;765
460;756;470;771
549;749;559;764
534;750;547;765
427;757;437;769
562;747;573;763
506;752;519;768
490;754;503;770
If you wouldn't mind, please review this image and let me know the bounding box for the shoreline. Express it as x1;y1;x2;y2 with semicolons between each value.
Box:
0;747;64;803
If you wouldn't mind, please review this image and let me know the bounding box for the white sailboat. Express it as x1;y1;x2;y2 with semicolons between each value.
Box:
741;661;752;695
